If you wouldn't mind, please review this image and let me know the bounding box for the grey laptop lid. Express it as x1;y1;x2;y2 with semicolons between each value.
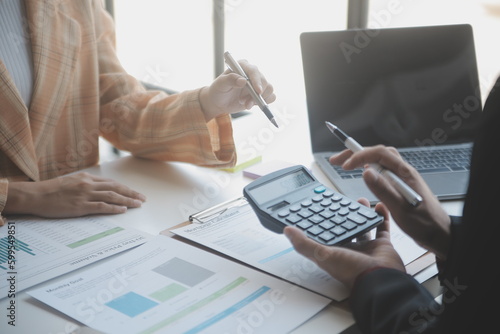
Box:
300;24;483;202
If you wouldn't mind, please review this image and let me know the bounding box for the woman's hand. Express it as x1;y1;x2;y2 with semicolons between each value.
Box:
284;199;405;290
330;145;451;259
5;172;146;218
199;59;276;121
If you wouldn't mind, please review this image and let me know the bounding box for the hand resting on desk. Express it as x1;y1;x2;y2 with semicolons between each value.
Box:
4;172;146;218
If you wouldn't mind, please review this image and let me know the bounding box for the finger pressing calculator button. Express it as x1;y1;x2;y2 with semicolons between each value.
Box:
347;214;367;225
314;186;326;194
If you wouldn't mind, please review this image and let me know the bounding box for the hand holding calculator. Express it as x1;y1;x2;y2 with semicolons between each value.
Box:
243;165;384;246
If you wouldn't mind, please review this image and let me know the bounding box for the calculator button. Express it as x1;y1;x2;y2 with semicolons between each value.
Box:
357;207;378;219
319;221;335;230
278;210;289;218
319;210;335;219
312;195;323;202
338;208;350;216
289;205;301;213
340;198;351;206
347;214;367;225
297;221;313;230
309;216;324;224
319;231;335;242
314;186;326;194
309;205;324;214
307;226;324;236
331;194;343;202
320;199;331;207
286;215;302;224
341;221;357;230
301;199;312;207
331;226;347;235
331;216;346;225
329;203;341;212
348;203;360;211
298;210;313;219
322;190;334;198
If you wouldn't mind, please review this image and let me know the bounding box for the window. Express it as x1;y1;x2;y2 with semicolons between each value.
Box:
113;0;214;92
113;0;348;102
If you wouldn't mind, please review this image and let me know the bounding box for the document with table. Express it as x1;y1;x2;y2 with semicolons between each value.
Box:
0;215;150;294
170;197;431;301
28;235;330;334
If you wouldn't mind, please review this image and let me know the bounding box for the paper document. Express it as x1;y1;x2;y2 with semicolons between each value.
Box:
0;216;150;294
171;198;428;301
28;236;330;334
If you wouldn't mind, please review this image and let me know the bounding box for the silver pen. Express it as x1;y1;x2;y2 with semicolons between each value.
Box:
325;121;423;207
223;51;278;128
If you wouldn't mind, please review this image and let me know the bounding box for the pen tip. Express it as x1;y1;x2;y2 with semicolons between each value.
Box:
271;118;279;128
325;121;336;130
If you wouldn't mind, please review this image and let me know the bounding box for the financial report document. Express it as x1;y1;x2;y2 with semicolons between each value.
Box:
171;198;428;301
0;216;150;294
28;235;330;334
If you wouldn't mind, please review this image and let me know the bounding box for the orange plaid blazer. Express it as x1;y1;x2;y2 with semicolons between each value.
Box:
0;0;236;222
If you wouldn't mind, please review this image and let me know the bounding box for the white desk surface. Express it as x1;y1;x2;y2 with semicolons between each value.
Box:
0;108;464;334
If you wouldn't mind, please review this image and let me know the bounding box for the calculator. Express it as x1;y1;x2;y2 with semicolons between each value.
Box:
243;165;384;246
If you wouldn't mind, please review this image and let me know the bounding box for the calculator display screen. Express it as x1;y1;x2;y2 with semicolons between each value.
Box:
249;169;314;205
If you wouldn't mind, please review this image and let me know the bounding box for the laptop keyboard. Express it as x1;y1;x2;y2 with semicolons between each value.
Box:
328;146;472;179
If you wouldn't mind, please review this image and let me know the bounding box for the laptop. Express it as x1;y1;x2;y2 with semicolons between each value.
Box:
300;24;483;204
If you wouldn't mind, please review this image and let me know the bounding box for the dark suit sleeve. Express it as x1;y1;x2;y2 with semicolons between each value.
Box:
349;77;500;334
350;268;440;334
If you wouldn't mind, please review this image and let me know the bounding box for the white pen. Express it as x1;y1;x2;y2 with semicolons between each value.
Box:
223;51;278;128
325;121;423;207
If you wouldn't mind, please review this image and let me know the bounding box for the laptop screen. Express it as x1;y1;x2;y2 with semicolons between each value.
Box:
301;24;483;153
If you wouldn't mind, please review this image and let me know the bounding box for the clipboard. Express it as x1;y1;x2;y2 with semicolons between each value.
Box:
188;197;248;224
163;195;436;303
168;197;351;301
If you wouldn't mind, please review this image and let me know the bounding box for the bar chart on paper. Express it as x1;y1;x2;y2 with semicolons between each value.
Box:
0;237;36;270
0;216;150;294
28;236;330;334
